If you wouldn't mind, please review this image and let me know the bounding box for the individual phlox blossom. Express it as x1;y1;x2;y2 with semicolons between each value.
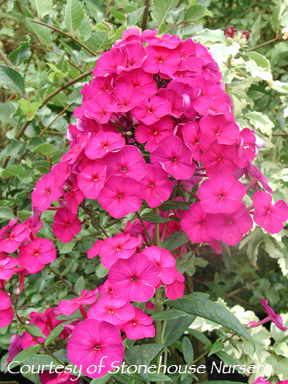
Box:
85;131;125;160
87;240;103;259
246;163;273;194
199;113;239;151
234;128;256;168
114;83;145;113
93;47;126;76
98;176;142;218
141;246;177;285
62;134;90;164
23;208;43;236
51;209;81;243
63;180;84;214
104;146;147;182
124;219;154;246
88;296;135;325
142;46;181;76
89;75;114;96
248;298;287;331
121;308;155;340
146;34;181;49
201;142;237;177
195;76;231;105
119;41;148;71
84;93;119;124
158;89;185;118
32;174;62;212
99;233;140;269
58;288;99;316
18;238;56;274
99;279;116;298
140;165;173;208
40;371;80;384
167;79;199;118
181;121;202;162
165;271;185;300
7;334;22;364
77;160;106;200
0;224;30;253
0;218;18;239
194;95;231;116
108;253;160;302
177;39;204;71
0;256;19;280
198;174;246;214
206;203;253;246
135;117;174;152
67;319;124;378
53;161;71;189
251;379;270;384
151;135;195;180
0;291;14;328
181;202;213;243
253;191;288;234
117;68;158;98
131;95;172;125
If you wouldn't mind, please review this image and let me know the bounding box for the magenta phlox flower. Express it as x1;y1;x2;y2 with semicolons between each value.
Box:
32;174;62;212
19;238;56;274
142;246;177;284
253;191;288;234
246;163;273;194
124;219;154;246
119;41;148;71
248;298;287;331
114;83;145;112
99;233;140;268
88;296;135;325
181;121;202;162
115;27;141;45
53;161;71;189
67;319;124;378
99;279;117;298
195;76;231;104
234;128;256;168
23;208;43;237
117;68;158;98
62;134;90;164
0;291;14;328
7;334;22;364
51;209;81;243
198;174;246;214
201;142;237;177
252;378;270;384
58;288;99;316
194;95;231;116
158;88;185;118
40;371;80;384
87;240;103;259
131;95;172;125
84;93;119;124
0;223;30;253
146;34;181;49
167;79;199;118
77;160;106;200
165;271;185;300
98;176;142;218
103;146;147;181
63;180;84;214
122;308;155;339
181;202;213;243
108;253;160;302
0;256;19;280
135;116;174;152
142;46;181;76
206;203;253;245
85;131;125;160
140;164;173;208
0;218;18;238
89;75;114;96
199;113;239;151
93;47;126;76
151;135;195;180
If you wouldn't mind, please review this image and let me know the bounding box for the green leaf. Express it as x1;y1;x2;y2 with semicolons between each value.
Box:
244;52;270;69
75;276;85;295
45;322;70;346
182;336;194;364
152;309;190;321
2;165;28;179
64;0;85;34
0;65;25;94
141;213;169;224
30;0;53;18
9;41;31;66
61;261;75;277
24;324;46;339
163;316;196;346
33;143;54;154
162;231;189;251
125;344;165;382
148;372;172;382
215;351;241;370
201;382;246;384
186;328;212;348
57;239;76;254
91;374;112;384
208;340;224;357
159;201;191;211
151;0;178;32
167;295;255;349
25;18;52;45
7;345;40;370
0;207;14;220
127;7;146;25
77;14;93;41
85;32;111;51
184;4;206;22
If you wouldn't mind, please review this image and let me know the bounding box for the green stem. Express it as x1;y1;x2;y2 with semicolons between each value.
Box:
135;212;154;245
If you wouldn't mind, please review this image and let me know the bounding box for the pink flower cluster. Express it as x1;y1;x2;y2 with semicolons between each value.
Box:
1;27;288;380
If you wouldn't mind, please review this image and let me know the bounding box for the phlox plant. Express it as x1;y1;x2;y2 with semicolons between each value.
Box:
0;27;288;384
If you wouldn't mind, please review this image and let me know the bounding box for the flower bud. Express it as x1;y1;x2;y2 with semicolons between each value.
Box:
240;29;250;40
224;25;237;39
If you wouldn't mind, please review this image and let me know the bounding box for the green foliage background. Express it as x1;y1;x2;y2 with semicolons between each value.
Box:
0;0;288;383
